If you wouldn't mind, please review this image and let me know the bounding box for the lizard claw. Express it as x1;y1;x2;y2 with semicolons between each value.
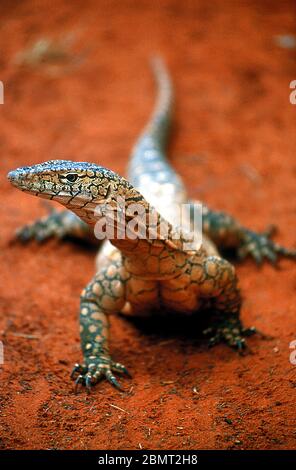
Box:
111;361;132;378
74;374;85;394
70;363;87;379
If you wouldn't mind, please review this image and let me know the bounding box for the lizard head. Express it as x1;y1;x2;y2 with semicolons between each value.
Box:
8;159;135;207
7;159;143;230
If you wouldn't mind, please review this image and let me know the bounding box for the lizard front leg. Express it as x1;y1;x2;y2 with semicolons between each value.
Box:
71;258;129;392
16;209;94;244
196;256;256;351
191;202;296;265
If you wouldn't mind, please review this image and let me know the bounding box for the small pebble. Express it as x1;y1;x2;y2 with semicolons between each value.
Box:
224;417;233;425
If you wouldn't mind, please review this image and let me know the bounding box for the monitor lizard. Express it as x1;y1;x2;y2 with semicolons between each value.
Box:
7;58;296;392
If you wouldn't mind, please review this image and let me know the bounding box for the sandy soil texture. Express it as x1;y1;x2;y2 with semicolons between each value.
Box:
0;0;296;450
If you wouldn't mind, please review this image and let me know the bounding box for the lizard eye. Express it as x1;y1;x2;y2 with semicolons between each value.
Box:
65;173;78;183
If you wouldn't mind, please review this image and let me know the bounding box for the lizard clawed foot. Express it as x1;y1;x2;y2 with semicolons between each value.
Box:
16;210;68;243
238;227;296;265
203;317;257;354
71;356;131;393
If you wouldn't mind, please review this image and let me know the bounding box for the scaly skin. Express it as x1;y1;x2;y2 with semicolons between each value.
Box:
8;58;296;392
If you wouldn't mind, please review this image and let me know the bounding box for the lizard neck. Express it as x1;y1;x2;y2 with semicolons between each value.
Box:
62;191;190;279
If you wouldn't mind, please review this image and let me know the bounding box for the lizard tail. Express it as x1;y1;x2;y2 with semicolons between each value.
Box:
127;57;174;182
145;55;173;149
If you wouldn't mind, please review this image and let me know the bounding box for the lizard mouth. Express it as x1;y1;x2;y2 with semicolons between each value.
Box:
7;169;50;199
7;168;33;186
8;169;30;188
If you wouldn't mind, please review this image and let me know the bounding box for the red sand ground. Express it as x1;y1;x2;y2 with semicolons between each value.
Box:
1;0;296;450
